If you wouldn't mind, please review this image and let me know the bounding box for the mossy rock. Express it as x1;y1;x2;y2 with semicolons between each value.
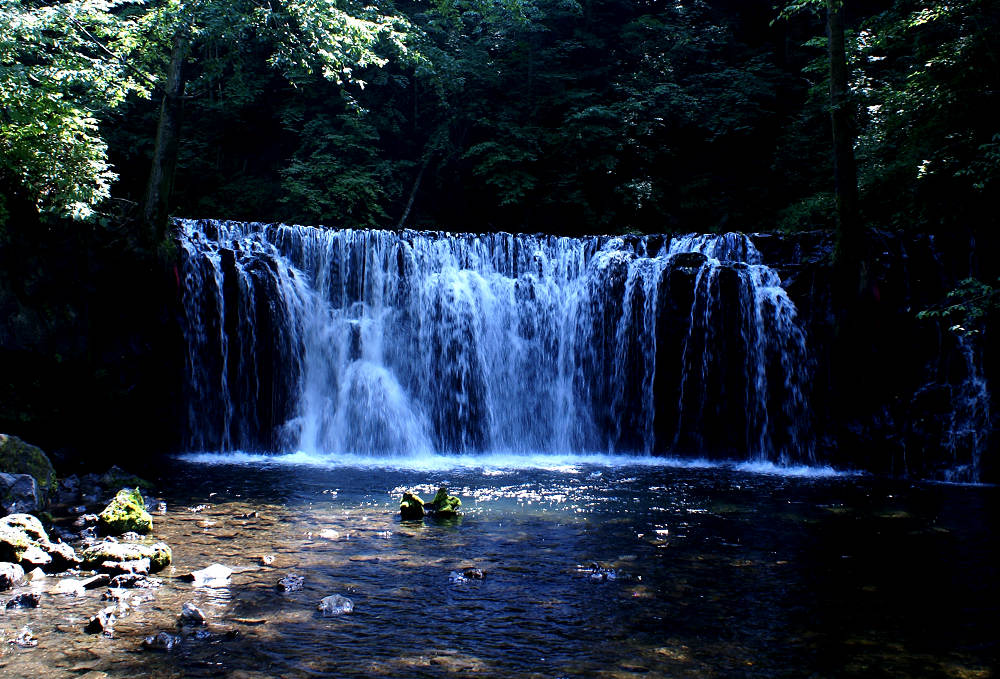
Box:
98;488;153;535
430;486;461;517
0;434;57;498
0;513;48;543
0;525;31;563
81;540;172;572
400;492;424;520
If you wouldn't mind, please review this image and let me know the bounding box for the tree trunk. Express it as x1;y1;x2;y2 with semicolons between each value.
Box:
143;30;188;248
825;0;862;281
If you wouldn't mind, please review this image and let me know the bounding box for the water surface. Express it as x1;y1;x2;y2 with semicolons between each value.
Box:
1;456;995;678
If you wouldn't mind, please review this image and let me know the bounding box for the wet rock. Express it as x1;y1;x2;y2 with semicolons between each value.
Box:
277;573;304;592
318;529;340;540
1;513;47;542
155;502;167;515
0;524;30;562
0;473;42;514
0;433;57;500
317;594;353;616
11;627;37;647
53;578;87;596
0;562;25;590
26;567;46;582
399;492;424;520
46;540;81;570
81;540;171;573
6;591;41;609
180;563;232;587
259;554;275;566
73;514;99;528
428;486;462;518
19;544;52;568
109;573;161;589
240;510;258;519
81;573;111;590
180;601;206;625
462;567;485;579
84;606;117;635
98;488;153;536
100;558;150;575
142;631;181;651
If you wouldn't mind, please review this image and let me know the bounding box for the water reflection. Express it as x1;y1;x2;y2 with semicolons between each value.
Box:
0;460;995;678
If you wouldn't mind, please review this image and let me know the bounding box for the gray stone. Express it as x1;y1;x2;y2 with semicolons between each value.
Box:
180;601;206;624
277;573;303;592
142;631;181;651
0;473;41;514
0;562;25;590
317;594;353;616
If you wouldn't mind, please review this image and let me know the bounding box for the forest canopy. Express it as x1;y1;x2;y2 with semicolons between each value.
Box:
1;0;997;237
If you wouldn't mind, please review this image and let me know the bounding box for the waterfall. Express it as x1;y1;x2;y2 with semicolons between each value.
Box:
177;219;814;464
943;335;991;482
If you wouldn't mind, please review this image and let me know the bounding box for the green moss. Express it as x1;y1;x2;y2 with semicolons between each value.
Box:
400;491;425;520
0;433;57;498
430;486;461;517
98;487;153;535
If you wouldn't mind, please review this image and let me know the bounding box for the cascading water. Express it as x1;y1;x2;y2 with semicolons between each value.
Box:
177;219;813;464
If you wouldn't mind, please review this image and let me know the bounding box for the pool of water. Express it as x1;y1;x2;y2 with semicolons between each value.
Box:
1;456;996;678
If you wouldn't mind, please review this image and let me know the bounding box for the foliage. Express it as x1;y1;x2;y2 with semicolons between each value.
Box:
0;0;149;219
917;278;1000;336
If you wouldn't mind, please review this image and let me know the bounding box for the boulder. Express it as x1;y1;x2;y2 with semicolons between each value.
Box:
0;434;57;501
6;591;40;609
81;540;172;573
400;492;424;520
0;473;41;514
0;562;25;590
98;488;153;536
429;486;462;518
0;513;79;570
317;594;353;616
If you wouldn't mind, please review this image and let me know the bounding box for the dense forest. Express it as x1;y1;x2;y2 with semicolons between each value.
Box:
2;0;999;465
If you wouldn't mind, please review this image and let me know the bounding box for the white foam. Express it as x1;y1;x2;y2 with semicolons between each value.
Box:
177;450;853;478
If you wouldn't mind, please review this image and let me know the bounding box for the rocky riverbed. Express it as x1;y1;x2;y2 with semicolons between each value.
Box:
1;455;997;678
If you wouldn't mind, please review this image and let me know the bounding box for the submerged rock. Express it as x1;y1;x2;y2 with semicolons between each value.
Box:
277;573;304;592
400;492;424;520
110;573;161;589
98;488;153;536
181;563;232;587
317;594;353;616
81;540;172;573
142;631;181;651
11;627;37;647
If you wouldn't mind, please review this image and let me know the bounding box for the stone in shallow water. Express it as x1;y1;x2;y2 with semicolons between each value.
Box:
81;540;171;573
98;488;153;536
181;563;232;587
142;631;181;651
317;594;353;616
84;606;117;635
6;591;40;609
277;573;304;592
180;601;207;625
0;562;25;590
